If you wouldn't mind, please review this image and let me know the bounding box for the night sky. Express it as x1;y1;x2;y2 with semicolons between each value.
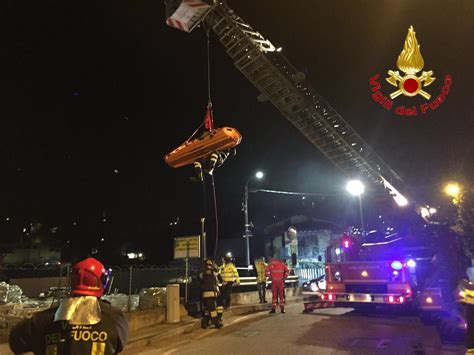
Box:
4;0;474;264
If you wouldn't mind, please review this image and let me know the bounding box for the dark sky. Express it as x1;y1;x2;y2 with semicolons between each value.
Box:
3;0;474;261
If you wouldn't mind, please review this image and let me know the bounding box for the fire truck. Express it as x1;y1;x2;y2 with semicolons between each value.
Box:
303;226;467;314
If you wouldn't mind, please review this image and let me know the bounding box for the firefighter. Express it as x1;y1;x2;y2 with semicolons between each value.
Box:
9;257;129;354
254;257;268;303
219;254;240;309
200;258;223;329
457;279;474;354
265;258;289;314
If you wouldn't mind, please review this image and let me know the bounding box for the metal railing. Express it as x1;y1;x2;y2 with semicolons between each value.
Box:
235;275;299;287
295;267;325;282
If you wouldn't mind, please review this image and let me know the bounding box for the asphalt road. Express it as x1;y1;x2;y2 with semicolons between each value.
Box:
131;303;466;355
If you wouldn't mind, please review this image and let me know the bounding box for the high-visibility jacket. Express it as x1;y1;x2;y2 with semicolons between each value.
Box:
255;260;267;283
265;259;289;281
220;263;240;284
458;279;474;305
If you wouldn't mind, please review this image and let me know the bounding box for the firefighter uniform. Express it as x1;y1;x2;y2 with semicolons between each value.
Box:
458;279;474;353
216;271;224;322
255;258;268;303
219;259;240;309
201;259;223;329
9;257;128;355
9;300;128;355
265;258;289;313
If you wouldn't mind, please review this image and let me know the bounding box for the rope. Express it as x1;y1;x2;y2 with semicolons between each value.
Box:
204;21;212;106
209;173;219;258
184;121;205;143
182;20;213;144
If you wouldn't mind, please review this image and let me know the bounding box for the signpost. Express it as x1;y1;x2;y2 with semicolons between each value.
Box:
174;235;201;303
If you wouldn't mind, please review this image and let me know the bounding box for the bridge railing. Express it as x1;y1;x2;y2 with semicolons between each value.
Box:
294;267;325;283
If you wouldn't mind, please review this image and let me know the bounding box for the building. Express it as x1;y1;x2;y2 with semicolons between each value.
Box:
263;215;342;268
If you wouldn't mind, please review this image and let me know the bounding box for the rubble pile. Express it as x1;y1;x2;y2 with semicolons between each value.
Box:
138;287;167;309
0;282;23;305
102;293;139;312
0;282;53;342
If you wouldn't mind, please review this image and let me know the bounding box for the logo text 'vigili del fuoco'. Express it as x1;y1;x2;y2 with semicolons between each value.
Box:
369;26;452;117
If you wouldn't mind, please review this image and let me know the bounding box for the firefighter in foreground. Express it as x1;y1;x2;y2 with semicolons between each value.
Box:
219;254;240;309
9;257;129;354
200;258;223;329
254;257;268;303
458;279;474;354
265;258;289;314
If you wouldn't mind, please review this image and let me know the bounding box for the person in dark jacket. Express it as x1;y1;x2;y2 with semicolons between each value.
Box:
9;257;128;355
200;258;223;329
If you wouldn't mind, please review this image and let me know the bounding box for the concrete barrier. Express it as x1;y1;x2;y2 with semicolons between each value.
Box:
125;304;188;332
231;287;301;305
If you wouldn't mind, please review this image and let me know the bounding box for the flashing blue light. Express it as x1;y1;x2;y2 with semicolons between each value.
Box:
391;260;403;270
407;259;416;268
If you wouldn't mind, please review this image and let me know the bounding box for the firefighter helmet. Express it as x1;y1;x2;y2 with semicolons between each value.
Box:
204;258;218;273
71;257;110;297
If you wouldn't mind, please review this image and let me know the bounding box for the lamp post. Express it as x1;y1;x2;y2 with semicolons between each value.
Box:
244;171;264;266
346;180;365;232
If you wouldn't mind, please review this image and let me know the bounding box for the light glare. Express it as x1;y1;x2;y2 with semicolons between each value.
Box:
444;182;461;198
346;180;365;196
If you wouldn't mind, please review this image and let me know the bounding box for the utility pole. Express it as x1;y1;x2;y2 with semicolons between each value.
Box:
244;182;251;266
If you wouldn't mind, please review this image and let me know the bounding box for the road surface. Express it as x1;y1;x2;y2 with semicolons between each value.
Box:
129;303;466;355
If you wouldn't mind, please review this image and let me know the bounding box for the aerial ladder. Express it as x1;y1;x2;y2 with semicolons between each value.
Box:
164;0;417;211
164;2;469;331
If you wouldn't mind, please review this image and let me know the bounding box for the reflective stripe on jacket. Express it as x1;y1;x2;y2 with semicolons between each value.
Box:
220;263;240;283
203;291;217;298
460;280;474;305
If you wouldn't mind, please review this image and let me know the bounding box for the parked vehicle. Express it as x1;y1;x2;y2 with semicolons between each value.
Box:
302;275;326;295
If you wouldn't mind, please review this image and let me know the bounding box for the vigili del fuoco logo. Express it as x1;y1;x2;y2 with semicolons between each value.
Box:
369;26;452;117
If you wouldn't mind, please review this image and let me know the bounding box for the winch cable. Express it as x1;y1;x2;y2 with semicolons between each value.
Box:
201;20;219;258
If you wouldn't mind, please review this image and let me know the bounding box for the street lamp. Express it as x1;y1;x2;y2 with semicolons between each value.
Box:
444;182;462;201
346;180;365;231
244;171;264;266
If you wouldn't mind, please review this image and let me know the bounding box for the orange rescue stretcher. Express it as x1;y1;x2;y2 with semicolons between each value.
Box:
164;127;242;168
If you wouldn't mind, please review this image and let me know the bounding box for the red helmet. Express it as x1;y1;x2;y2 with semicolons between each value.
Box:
71;258;110;297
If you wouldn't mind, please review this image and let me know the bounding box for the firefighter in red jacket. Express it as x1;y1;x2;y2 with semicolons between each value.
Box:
265;258;289;314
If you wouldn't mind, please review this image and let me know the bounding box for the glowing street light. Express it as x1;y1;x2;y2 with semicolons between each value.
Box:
393;194;409;207
244;171;264;266
346;180;365;196
444;182;461;199
346;180;365;231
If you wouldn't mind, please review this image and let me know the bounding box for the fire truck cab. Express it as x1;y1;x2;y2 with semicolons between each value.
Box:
320;231;415;307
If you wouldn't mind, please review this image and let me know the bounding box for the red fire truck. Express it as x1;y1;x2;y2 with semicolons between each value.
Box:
304;226;466;314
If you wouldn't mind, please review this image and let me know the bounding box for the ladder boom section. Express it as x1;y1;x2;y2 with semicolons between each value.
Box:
205;4;407;203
